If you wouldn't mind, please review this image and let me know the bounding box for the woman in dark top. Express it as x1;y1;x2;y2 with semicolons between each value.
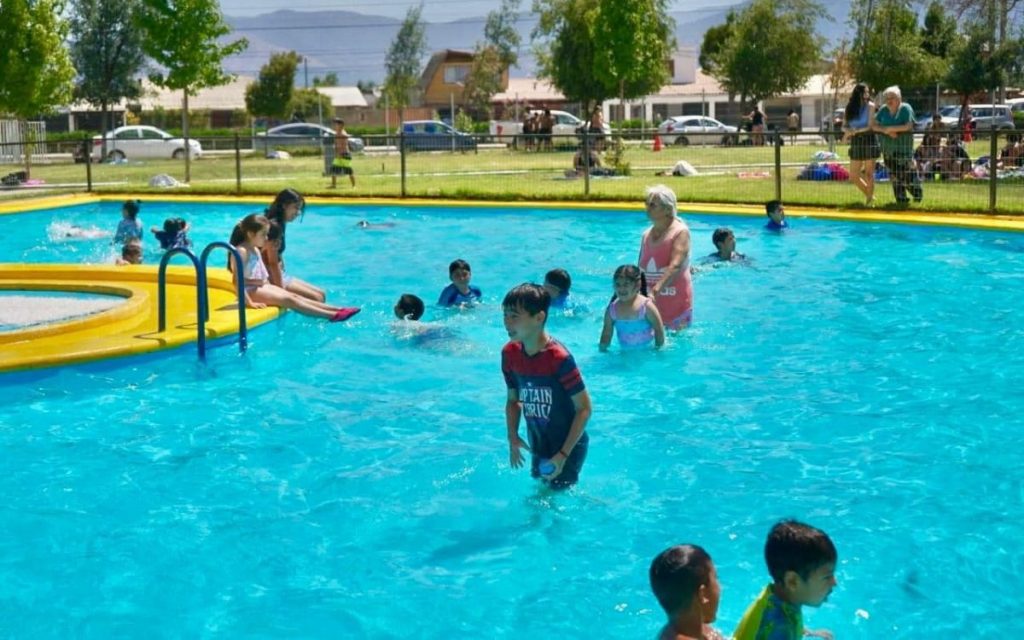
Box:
261;188;327;302
842;83;881;205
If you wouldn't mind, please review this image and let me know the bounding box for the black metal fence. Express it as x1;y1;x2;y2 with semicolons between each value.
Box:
2;128;1022;214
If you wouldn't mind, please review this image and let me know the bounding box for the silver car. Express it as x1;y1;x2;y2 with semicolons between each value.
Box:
258;123;365;153
657;116;738;146
88;125;202;161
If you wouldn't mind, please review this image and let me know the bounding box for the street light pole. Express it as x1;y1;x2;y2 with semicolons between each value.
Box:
450;91;456;152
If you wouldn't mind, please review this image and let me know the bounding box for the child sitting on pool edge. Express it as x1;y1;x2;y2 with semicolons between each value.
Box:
650;544;726;640
501;283;591;489
229;213;360;322
733;519;837;640
438;258;482;308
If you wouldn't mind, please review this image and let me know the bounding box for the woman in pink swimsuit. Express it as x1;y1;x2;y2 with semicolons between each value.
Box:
638;185;693;329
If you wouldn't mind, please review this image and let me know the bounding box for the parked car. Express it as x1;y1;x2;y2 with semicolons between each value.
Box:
656;116;738;146
966;104;1015;130
489;109;611;143
83;125;202;162
256;122;365;153
401;120;477;151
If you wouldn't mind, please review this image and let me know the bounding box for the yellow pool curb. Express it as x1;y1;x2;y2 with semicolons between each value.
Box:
2;193;1023;233
0;263;280;373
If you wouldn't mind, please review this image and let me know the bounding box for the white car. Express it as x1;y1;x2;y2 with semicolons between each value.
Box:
89;125;203;161
657;116;738;146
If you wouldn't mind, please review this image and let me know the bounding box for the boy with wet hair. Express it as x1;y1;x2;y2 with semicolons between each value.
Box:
438;258;482;307
650;544;726;640
394;293;425;321
542;268;573;309
765;200;788;231
709;228;747;262
501;283;591;489
115;241;143;265
734;519;838;640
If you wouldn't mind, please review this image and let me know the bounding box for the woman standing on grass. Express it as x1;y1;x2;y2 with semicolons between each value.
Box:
842;83;881;206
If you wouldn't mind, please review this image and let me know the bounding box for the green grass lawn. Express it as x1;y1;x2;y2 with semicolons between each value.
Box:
4;136;1023;214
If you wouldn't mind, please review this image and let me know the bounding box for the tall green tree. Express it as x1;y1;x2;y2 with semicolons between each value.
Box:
383;5;428;120
592;0;674;119
533;0;674;118
946;22;1014;118
287;88;332;123
69;0;146;159
698;11;736;74
921;1;957;59
0;0;75;177
246;51;301;123
848;0;942;94
466;0;521;119
136;0;247;182
705;0;825;107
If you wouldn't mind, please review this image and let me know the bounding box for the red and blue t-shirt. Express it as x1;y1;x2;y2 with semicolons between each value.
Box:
501;339;588;458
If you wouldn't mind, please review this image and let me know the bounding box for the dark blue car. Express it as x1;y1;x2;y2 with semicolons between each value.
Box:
401;120;477;152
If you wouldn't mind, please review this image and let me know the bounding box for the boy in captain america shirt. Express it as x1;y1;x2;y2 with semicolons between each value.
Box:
501;283;592;489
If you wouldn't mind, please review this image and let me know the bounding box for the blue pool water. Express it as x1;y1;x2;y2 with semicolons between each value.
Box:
2;201;1024;637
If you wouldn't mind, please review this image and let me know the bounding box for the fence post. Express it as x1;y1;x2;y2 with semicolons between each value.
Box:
583;129;591;198
989;126;998;213
774;131;782;201
234;132;242;195
83;137;93;192
400;132;407;198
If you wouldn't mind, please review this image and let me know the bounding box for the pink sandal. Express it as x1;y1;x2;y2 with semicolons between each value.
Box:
331;307;361;322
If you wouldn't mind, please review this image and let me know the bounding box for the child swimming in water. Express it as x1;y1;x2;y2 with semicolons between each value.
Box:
650;544;726;640
113;200;143;244
438;258;482;308
765;200;788;231
599;264;665;351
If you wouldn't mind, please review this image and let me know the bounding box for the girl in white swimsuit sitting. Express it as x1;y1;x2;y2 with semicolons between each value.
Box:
229;214;359;322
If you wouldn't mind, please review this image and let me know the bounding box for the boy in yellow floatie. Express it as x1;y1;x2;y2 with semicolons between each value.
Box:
733;520;837;640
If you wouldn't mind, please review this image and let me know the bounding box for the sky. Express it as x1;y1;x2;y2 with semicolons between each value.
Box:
218;0;738;20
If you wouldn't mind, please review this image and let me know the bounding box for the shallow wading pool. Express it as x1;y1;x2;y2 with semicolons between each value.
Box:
1;200;1023;637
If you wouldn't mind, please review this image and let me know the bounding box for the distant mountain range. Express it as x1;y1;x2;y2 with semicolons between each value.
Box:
223;2;851;86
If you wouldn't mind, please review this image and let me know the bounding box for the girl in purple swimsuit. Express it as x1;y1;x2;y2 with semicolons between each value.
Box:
599;264;666;351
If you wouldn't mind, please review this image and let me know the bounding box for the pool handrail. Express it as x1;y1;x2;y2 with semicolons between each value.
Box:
157;247;208;359
199;241;248;354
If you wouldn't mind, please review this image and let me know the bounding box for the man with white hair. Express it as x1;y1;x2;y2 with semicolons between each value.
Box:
873;85;922;205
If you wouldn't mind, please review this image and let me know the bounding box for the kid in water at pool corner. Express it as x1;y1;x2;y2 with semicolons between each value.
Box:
501;283;591;489
115;241;143;265
543;268;574;310
765;200;788;232
650;544;727;640
438;258;482;308
733;519;837;640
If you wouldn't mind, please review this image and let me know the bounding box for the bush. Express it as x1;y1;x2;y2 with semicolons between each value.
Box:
1014;111;1024;130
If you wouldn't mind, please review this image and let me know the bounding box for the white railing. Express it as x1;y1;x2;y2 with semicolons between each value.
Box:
0;120;47;163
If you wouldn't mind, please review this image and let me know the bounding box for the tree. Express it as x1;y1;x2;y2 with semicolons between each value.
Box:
465;0;522;119
705;0;825;107
921;1;957;60
946;22;1013;119
313;72;340;87
356;79;377;94
246;51;301;123
0;0;75;177
383;5;428;120
698;11;736;74
136;0;247;182
286;88;332;123
848;0;942;94
533;0;674;118
69;0;146;160
592;0;675;120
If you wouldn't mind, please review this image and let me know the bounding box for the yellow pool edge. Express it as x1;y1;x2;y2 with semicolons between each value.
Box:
2;192;1023;234
0;263;281;374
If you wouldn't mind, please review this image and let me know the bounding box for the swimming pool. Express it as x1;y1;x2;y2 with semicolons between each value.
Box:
1;199;1023;637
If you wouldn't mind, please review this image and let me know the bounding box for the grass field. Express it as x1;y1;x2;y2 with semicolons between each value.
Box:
3;134;1023;214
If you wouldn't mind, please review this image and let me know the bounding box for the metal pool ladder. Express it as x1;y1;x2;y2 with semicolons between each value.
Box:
156;243;248;361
